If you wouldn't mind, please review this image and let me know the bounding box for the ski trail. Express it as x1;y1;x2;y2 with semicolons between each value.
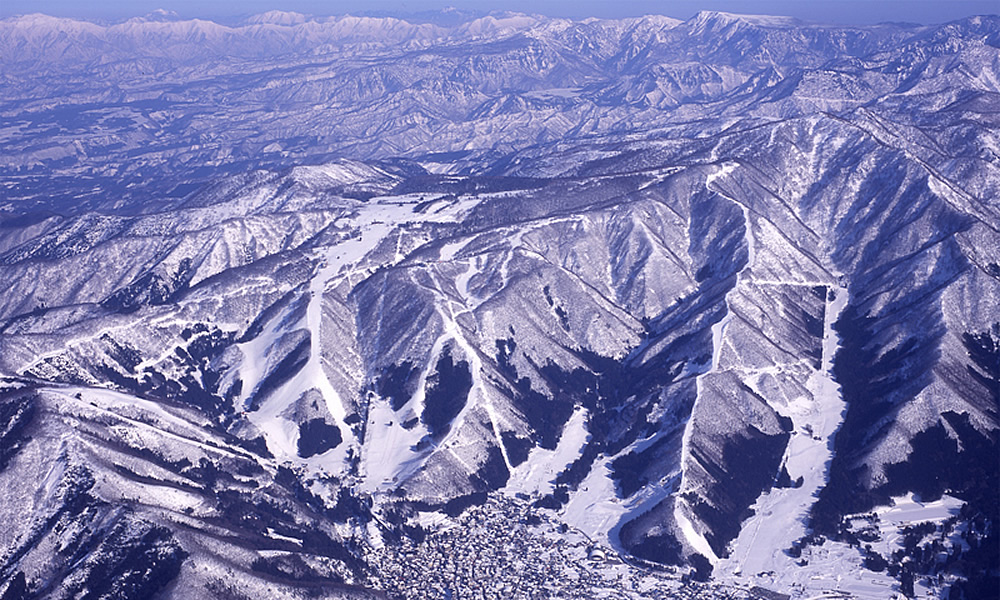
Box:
716;285;849;578
247;196;458;466
676;165;752;564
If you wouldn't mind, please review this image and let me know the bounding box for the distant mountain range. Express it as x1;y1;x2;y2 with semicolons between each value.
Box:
0;10;997;600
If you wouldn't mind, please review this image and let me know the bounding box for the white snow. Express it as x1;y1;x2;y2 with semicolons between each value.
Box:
870;493;964;558
505;407;590;496
672;162;751;563
676;502;719;564
57;386;244;459
559;454;680;558
523;87;583;99
560;456;630;541
265;528;304;545
360;397;428;492
431;275;514;471
708;287;961;600
242;191;480;476
716;286;849;579
727;493;964;600
705;161;738;191
706;162;747;372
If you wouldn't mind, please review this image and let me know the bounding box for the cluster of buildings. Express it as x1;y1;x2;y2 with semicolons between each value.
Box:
364;494;785;600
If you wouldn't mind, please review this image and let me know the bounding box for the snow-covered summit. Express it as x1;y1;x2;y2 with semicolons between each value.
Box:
132;8;182;22
244;10;309;26
687;9;801;30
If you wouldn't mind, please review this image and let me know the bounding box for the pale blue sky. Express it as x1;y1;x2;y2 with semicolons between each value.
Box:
1;0;996;25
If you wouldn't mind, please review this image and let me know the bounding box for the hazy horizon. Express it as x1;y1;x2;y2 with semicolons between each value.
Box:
1;0;997;26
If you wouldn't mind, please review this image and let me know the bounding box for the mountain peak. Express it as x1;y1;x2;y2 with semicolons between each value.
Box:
244;10;309;26
687;10;800;30
459;13;545;36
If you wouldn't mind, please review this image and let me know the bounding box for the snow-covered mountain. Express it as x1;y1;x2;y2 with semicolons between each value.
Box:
0;9;997;600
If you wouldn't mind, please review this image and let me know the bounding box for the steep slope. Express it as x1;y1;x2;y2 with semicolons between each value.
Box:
0;381;382;599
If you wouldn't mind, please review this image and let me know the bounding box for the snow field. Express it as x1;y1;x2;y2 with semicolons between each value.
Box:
716;286;849;581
